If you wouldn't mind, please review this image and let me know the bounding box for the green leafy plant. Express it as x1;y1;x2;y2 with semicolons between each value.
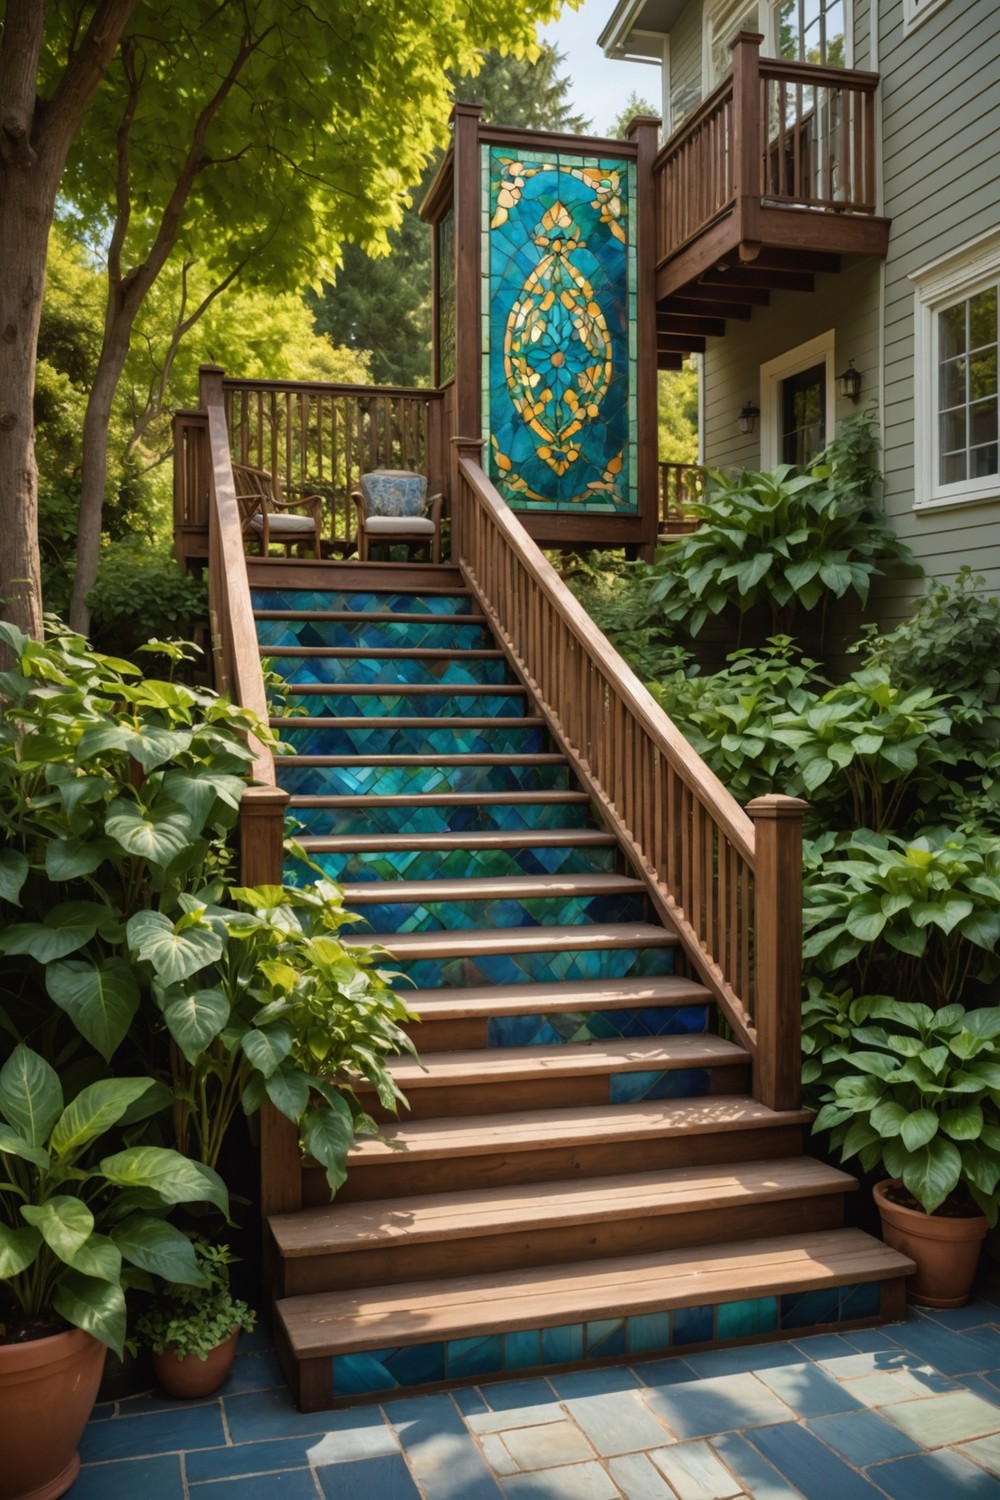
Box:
84;539;207;661
565;551;690;681
0;1045;224;1353
857;567;1000;711
807;995;1000;1221
135;1240;254;1361
802;827;1000;1008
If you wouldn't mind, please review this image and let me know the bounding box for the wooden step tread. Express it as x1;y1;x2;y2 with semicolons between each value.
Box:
369;1035;746;1089
277;1230;914;1358
347;922;676;959
272;717;546;732
298;830;616;853
279;754;565;768
404;976;711;1020
289;792;590;809
346;1096;812;1164
342;874;644;904
260;646;502;659
286;682;525;695
253;610;485;624
272;1159;857;1257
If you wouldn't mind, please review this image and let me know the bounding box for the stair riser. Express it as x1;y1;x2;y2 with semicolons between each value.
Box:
251;590;474;615
276;763;571;798
384;944;676;989
338;891;647;936
324;1124;809;1205
264;656;511;686
275;725;548;756
363;1062;751;1122
278;1197;846;1298
278;690;527;718
256;619;493;650
283;1279;904;1412
410;1004;711;1053
292;843;617;884
286;802;594;836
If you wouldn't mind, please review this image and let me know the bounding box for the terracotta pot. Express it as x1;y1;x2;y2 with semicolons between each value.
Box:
874;1178;988;1308
0;1325;104;1500
152;1328;241;1399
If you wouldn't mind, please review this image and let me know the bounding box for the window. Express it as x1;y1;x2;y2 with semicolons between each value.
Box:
759;331;836;469
781;362;827;464
912;229;1000;511
705;0;760;89
773;0;847;66
903;0;949;35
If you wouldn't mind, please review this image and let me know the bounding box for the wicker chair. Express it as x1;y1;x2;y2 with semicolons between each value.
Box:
232;463;323;557
352;469;443;564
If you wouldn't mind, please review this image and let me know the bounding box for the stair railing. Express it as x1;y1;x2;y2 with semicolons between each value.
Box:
452;439;806;1112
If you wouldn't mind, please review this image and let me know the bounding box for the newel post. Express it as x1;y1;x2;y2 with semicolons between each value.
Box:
730;31;763;251
450;434;484;567
746;794;808;1112
198;361;225;412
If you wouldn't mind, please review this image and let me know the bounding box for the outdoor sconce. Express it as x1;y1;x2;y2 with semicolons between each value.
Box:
737;401;760;435
837;360;862;402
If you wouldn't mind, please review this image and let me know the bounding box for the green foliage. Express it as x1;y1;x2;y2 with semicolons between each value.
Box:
84;540;207;660
658;361;699;465
565;552;692;682
606;91;657;140
802;828;1000;1009
135;1241;254;1360
803;992;1000;1221
0;1045;223;1352
644;415;916;638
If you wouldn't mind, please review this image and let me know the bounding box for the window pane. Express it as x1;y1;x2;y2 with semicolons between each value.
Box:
940;408;967;454
939;303;967;362
970;349;998;401
824;0;846;66
939;356;967;409
971;443;999;479
969;287;997;351
777;0;797;57
970;398;998;448
941;451;967;485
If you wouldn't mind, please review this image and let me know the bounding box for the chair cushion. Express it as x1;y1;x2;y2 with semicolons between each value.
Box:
360;470;427;517
248;513;316;533
363;515;436;536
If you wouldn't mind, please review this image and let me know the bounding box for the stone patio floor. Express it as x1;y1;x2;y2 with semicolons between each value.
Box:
77;1297;1000;1498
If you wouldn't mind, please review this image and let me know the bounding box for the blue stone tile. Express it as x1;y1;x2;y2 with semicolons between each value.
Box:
748;1422;887;1499
504;1329;542;1370
79;1402;225;1462
808;1410;920;1464
964;1374;1000;1408
587;1318;627;1358
500;1461;621;1499
845;1329;903;1353
190;1470;321;1498
645;1372;791;1437
564;1390;675;1456
780;1288;840;1330
541;1323;584;1364
717;1297;778;1340
840;1281;881;1320
791;1333;858;1361
448;1335;505;1379
549;1366;644;1399
685;1342;802;1378
386;1392;502;1499
915;1300;1000;1332
711;1433;803;1500
315;1454;422;1500
628;1311;671;1354
754;1362;864;1418
74;1456;183;1500
453;1386;491;1417
189;1416;398;1481
671;1304;713;1346
225;1389;391;1443
631;1357;699;1387
890;1320;1000;1375
221;1348;285;1393
479;1377;558;1413
873;1450;1000;1499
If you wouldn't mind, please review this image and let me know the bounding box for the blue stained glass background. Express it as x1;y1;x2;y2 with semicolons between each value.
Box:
483;146;637;515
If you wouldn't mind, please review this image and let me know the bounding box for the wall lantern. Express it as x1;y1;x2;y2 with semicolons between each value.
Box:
737;400;760;435
837;359;863;402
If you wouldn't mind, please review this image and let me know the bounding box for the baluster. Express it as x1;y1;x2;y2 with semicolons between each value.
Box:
747;795;806;1110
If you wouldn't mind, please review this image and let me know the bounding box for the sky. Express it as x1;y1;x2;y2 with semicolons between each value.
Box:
541;0;662;135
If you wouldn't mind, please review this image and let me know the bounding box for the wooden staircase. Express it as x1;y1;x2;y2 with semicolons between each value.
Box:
247;558;913;1411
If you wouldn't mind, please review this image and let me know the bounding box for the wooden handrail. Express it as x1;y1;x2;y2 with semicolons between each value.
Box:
454;444;805;1109
652;74;734;173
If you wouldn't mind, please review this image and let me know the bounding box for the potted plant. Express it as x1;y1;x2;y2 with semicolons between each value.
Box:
805;990;1000;1307
136;1241;255;1399
0;1045;225;1500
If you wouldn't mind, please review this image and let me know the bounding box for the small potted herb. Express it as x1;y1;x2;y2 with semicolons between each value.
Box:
136;1242;255;1399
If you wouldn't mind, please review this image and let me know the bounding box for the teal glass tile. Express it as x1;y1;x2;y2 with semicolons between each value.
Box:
609;1068;710;1103
287;798;595;838
340;889;645;937
781;1288;841;1329
276;761;570;799
587;1320;627;1358
276;723;546;758
486;1002;707;1049
251;590;472;615
505;1330;542;1370
717;1297;779;1340
628;1312;671;1354
264;654;510;686
384;1343;446;1387
278;689;528;719
542;1324;585;1363
840;1282;881;1320
391;943;675;989
291;840;614;886
255;618;492;651
671;1305;713;1346
447;1336;504;1379
333;1352;400;1397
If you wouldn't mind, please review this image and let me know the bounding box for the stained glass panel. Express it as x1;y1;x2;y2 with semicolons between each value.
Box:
483;145;638;514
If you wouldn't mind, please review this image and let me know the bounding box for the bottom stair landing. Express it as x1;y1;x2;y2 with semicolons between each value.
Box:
251;560;915;1409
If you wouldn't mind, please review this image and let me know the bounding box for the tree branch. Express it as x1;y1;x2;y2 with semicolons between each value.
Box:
106;36;142;300
0;0;46;167
39;0;137;168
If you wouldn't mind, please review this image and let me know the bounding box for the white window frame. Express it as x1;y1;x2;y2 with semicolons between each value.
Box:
702;0;760;93
702;0;852;90
759;330;836;469
903;0;949;37
911;227;1000;512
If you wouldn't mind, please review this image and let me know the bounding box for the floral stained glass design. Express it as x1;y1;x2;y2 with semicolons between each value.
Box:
483;146;637;514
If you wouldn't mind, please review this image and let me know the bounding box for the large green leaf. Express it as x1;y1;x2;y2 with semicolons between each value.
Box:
0;1045;62;1146
44;836;116;881
240;1025;294;1079
161;986;230;1065
900;1137;962;1214
127;910;224;985
869;1100;908;1137
899;1109;939;1151
111;1215;208;1286
68;1231;122;1284
940;1104;984;1141
99;1147;229;1215
0;1125;49;1169
301;1102;354;1195
0;849;28;906
0;901;108;963
45;958;140;1062
265;1064;311;1121
53;1271;127;1356
0;1223;41;1278
21;1196;94;1262
49;1077;155;1159
105;798;193;866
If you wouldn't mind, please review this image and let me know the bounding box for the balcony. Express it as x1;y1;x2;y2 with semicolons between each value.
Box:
652;33;890;368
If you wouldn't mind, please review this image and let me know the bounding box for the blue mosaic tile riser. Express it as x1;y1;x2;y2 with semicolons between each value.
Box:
286;800;593;837
280;690;526;718
487;1003;710;1047
384;944;675;989
339;890;646;935
255;618;492;650
277;762;570;798
609;1068;711;1102
287;842;616;884
266;655;511;686
276;724;547;756
251;589;472;615
331;1281;884;1396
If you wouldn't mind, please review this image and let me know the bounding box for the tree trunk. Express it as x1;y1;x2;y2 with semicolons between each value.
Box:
69;322;133;635
0;163;55;641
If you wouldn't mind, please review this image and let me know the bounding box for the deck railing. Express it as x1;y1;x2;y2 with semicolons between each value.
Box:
453;439;805;1110
654;33;880;266
659;461;705;529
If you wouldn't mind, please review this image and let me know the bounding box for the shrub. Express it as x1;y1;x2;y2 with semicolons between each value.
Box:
857;567;1000;711
85;538;206;660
